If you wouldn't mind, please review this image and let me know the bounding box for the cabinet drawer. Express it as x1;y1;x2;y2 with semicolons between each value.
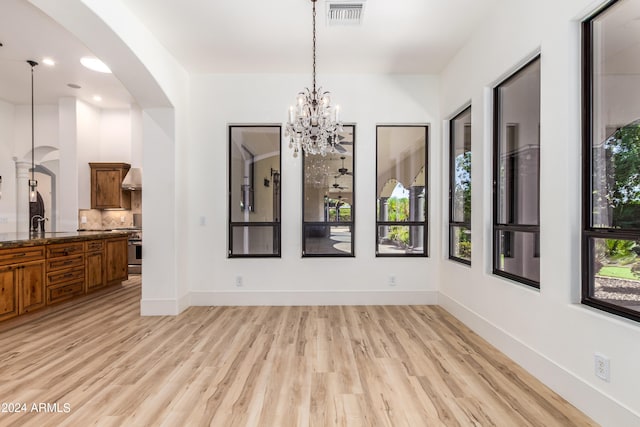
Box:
47;280;84;305
0;246;45;266
47;266;84;286
46;242;84;259
46;254;85;272
86;240;104;252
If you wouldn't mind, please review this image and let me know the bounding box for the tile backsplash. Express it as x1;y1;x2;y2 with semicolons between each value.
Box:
78;209;134;230
78;192;141;230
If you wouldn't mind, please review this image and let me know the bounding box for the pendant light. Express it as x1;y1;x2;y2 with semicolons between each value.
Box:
27;60;38;203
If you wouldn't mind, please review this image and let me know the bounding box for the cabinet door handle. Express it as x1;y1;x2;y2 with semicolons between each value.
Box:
13;253;27;258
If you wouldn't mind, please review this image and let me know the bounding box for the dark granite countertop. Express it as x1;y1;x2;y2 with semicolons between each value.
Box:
0;231;130;249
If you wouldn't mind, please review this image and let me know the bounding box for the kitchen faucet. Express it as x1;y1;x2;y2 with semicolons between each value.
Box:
31;215;47;232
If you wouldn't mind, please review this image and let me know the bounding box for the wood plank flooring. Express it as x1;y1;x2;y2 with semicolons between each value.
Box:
0;278;596;426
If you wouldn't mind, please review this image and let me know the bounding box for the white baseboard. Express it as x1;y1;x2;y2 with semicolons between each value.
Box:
189;290;438;306
140;298;181;316
438;292;640;427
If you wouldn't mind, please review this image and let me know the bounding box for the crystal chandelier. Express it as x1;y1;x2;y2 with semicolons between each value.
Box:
286;0;342;157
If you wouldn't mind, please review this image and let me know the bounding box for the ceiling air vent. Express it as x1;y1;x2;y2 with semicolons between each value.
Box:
326;1;365;26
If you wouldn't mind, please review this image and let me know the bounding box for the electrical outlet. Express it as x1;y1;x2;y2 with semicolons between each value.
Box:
594;353;610;382
81;215;87;224
235;276;243;287
388;275;397;287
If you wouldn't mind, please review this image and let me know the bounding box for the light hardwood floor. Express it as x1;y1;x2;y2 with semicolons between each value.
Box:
0;277;596;426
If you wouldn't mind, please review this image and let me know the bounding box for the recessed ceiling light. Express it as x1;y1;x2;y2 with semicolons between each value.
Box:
67;83;81;89
93;95;102;102
42;58;55;66
80;56;111;73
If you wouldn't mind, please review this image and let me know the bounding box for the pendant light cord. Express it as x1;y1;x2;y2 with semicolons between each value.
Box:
30;62;34;184
26;60;38;197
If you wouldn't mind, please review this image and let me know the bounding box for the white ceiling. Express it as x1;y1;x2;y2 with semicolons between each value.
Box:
1;0;501;109
0;0;134;109
121;0;500;74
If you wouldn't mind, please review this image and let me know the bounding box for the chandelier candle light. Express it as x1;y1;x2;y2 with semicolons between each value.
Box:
286;0;342;157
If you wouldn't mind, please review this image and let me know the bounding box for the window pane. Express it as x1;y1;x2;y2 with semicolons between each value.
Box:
495;230;540;283
590;1;640;231
377;126;426;222
231;225;279;256
450;225;471;262
304;225;352;255
496;59;540;226
588;237;640;312
302;125;355;256
230;126;281;223
377;225;424;255
451;108;472;223
590;1;640;229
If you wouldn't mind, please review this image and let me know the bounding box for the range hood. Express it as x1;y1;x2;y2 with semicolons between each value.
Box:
122;167;142;190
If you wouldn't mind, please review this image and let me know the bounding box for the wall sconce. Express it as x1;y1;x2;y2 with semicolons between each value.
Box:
271;168;280;187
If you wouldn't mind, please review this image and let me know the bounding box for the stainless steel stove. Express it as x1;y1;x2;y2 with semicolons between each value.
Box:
127;228;142;274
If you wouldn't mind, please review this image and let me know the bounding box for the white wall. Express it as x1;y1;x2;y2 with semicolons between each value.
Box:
99;109;133;162
439;0;640;425
76;100;100;210
187;73;440;305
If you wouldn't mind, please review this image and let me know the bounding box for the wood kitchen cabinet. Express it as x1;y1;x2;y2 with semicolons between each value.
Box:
105;237;128;285
19;261;46;314
0;246;46;321
46;241;85;305
86;239;106;292
90;162;131;209
0;265;18;321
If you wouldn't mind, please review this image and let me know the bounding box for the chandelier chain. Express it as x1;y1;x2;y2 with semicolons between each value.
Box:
312;0;317;94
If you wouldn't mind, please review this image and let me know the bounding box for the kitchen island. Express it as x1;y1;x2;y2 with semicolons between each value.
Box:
0;231;129;322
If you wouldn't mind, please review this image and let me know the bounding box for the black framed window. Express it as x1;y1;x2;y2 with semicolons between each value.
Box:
583;0;640;321
228;125;281;257
376;125;428;257
493;56;541;287
449;107;472;264
302;125;355;257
